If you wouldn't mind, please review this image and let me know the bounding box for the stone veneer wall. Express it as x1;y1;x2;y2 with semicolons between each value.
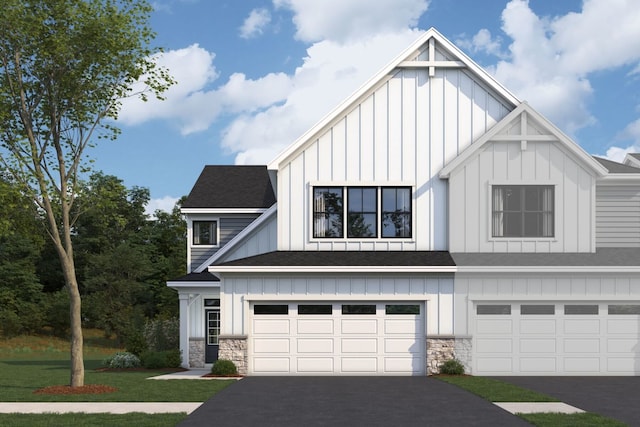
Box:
189;338;205;368
218;336;248;375
426;336;472;375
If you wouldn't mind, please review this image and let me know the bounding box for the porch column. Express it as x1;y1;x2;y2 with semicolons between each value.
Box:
178;293;190;368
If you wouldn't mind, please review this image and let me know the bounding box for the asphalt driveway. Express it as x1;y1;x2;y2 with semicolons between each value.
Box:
497;376;640;426
179;376;530;427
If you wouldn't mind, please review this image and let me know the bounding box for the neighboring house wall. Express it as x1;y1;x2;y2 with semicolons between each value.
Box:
277;44;512;252
189;215;259;271
448;140;597;253
220;274;454;336
596;183;640;248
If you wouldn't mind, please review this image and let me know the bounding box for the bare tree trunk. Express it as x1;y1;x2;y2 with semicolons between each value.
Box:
57;243;84;387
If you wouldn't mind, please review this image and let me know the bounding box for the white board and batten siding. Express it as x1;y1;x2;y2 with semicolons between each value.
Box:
276;43;512;252
596;183;640;247
456;273;640;375
448;140;597;253
185;291;220;338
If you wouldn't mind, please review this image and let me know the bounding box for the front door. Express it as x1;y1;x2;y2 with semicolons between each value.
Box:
205;307;220;363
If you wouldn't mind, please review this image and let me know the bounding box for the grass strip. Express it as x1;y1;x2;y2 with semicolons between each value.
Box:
436;376;559;402
520;412;627;427
0;412;187;427
0;359;234;402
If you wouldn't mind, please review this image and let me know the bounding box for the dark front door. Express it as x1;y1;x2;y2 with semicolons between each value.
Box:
205;309;220;363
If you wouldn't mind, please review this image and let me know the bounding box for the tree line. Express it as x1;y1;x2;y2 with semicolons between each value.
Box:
0;171;185;344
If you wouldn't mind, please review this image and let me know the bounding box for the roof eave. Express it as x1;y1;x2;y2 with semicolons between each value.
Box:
210;265;457;274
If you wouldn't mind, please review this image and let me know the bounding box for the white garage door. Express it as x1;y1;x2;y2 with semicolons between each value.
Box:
250;302;425;375
473;302;640;375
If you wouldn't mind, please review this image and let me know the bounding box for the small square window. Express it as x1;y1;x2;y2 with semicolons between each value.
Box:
298;304;332;315
193;221;217;245
521;305;555;315
385;305;420;315
254;304;289;315
608;305;640;315
564;305;598;315
477;305;511;315
342;304;376;315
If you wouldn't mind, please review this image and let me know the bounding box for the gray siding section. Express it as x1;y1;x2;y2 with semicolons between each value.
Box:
190;215;259;271
596;184;640;247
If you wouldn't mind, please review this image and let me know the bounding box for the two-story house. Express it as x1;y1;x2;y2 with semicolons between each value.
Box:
169;28;640;376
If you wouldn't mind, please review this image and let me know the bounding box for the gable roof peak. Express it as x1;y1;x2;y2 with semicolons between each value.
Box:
267;27;520;171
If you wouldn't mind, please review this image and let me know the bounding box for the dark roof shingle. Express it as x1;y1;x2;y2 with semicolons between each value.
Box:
593;156;640;173
182;166;276;209
214;251;455;267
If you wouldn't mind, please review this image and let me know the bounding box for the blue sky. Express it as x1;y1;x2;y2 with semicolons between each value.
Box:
93;0;640;213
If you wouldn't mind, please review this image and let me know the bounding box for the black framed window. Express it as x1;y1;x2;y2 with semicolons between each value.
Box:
313;186;411;239
385;304;420;315
342;304;376;315
298;304;332;315
313;187;343;238
254;304;289;315
521;305;555;315
348;187;377;237
492;185;554;238
477;305;511;315
382;187;412;238
608;305;640;315
193;221;217;245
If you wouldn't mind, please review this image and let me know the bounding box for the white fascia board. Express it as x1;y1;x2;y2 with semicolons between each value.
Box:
470;295;640;301
439;102;608;179
457;266;640;273
181;208;268;214
211;266;457;274
193;204;278;273
623;154;640;168
245;295;434;301
267;27;520;171
167;281;221;290
597;174;640;184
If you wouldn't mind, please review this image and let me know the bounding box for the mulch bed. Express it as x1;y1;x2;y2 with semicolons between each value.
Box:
34;384;118;395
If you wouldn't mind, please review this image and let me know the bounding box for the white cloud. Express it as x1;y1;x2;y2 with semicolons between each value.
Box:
602;118;640;162
145;195;179;216
221;30;425;164
486;0;640;136
273;0;429;43
456;29;505;58
240;8;272;39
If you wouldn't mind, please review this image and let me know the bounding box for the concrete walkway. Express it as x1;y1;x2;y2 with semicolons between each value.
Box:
0;402;202;414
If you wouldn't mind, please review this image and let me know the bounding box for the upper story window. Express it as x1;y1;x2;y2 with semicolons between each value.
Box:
313;186;412;239
193;220;218;245
492;185;554;238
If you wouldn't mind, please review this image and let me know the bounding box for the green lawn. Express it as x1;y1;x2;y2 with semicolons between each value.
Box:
436;376;627;427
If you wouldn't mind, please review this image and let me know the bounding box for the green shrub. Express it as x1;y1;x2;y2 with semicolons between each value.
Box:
102;352;141;369
211;359;238;376
124;330;148;357
141;349;182;369
144;317;179;351
439;358;465;375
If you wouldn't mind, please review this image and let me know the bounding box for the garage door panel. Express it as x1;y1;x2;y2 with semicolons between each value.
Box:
476;338;512;353
563;358;600;372
520;319;556;334
297;338;333;353
384;319;420;334
607;357;640;372
254;319;290;334
477;357;512;372
520;338;555;353
520;357;556;372
477;319;512;334
341;357;377;373
341;319;377;334
564;319;600;334
341;338;377;353
253;357;290;373
607;338;639;353
297;319;334;334
384;357;420;372
253;338;290;353
297;358;334;373
384;338;417;353
563;338;599;353
608;319;640;334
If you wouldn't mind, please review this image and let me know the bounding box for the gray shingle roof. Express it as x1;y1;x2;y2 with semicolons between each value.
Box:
452;248;640;266
593;156;640;173
213;251;455;267
628;153;640;160
169;271;220;282
182;166;276;209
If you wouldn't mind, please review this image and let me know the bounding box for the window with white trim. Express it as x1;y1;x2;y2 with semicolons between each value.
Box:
492;185;554;238
193;221;217;245
313;186;412;239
